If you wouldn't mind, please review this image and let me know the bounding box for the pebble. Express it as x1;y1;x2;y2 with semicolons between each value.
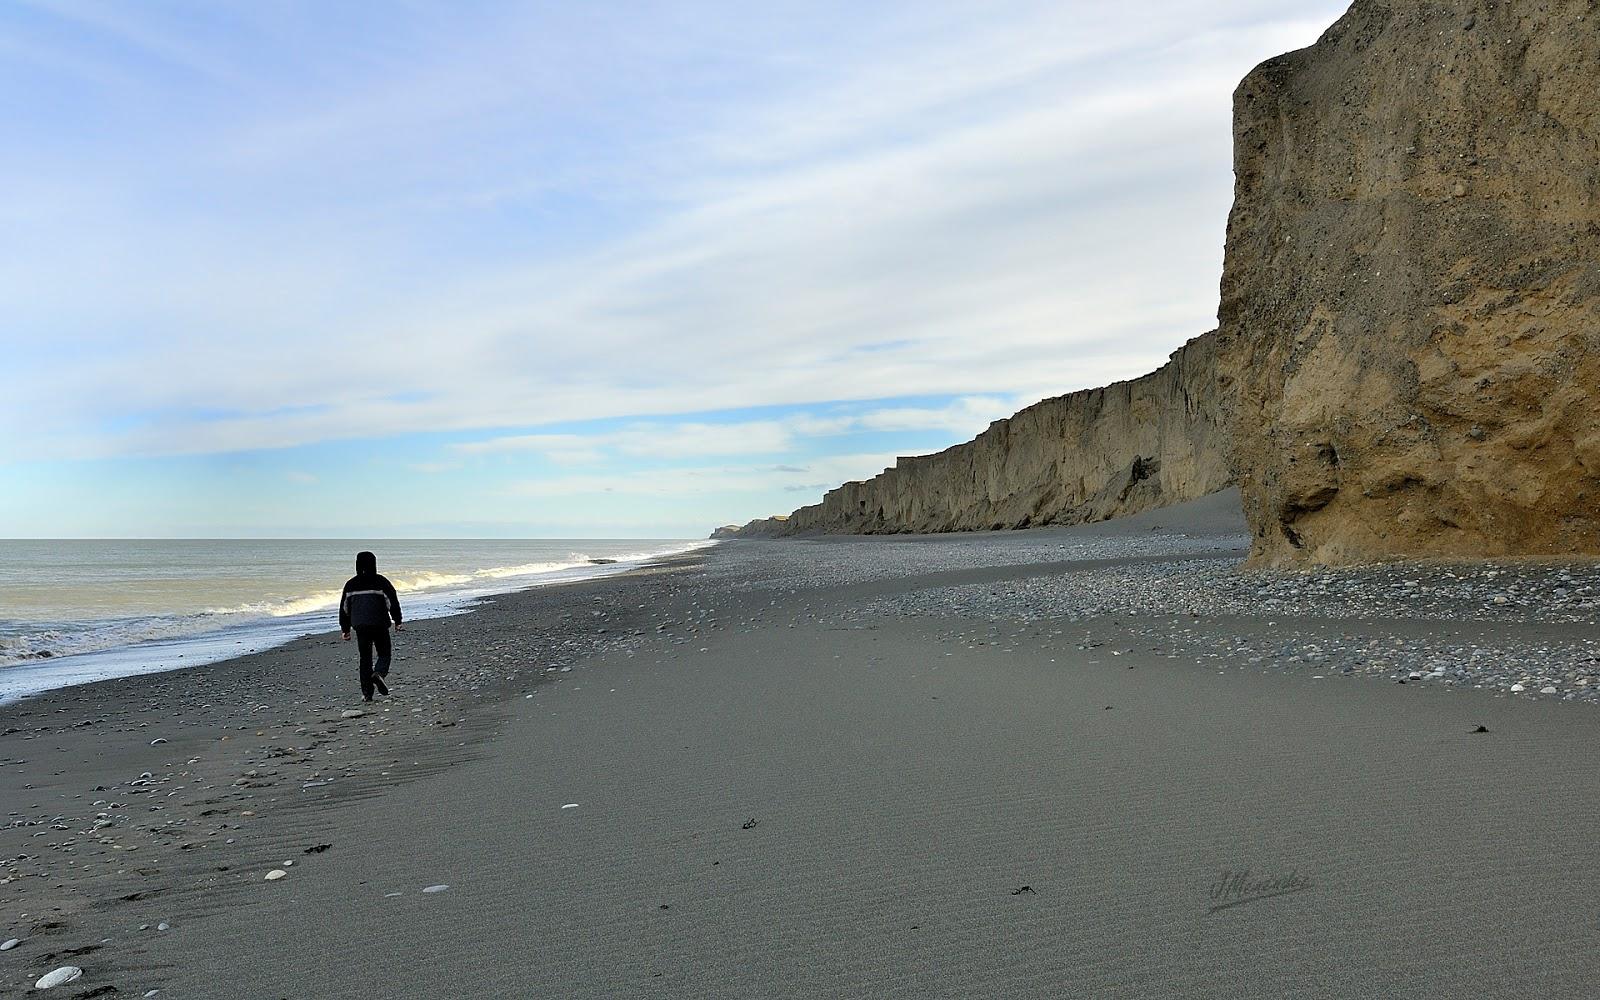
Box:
422;884;450;893
0;937;18;950
561;803;579;809
265;869;287;881
35;966;84;989
1511;684;1526;693
846;537;1600;701
1541;686;1558;694
341;709;365;719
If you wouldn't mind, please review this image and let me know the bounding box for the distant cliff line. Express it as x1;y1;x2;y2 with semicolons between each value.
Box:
715;0;1600;566
717;330;1235;538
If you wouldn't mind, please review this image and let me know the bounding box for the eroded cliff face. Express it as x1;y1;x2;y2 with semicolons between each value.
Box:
720;0;1600;563
1224;0;1600;565
750;331;1235;536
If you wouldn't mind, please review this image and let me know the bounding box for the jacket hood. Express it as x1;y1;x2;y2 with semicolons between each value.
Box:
356;550;377;574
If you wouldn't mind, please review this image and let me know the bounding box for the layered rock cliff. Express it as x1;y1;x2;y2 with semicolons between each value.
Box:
719;0;1600;565
1224;0;1600;565
731;331;1235;536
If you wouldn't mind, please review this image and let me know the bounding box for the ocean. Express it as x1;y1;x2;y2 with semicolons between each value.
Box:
0;538;712;704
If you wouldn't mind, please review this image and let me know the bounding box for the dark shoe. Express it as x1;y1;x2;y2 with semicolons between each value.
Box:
373;675;389;696
363;693;374;702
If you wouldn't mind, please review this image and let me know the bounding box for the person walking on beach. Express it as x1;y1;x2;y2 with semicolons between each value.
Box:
339;550;403;702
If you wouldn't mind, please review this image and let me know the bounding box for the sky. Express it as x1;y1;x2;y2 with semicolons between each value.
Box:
0;0;1346;538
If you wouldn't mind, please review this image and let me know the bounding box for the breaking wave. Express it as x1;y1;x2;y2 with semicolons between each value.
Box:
0;540;715;678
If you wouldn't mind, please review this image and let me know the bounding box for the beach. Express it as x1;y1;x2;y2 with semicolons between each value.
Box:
6;492;1600;998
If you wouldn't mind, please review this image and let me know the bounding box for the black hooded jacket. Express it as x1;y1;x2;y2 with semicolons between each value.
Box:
339;551;402;632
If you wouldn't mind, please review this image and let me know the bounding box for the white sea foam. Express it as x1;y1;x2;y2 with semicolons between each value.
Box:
0;538;715;702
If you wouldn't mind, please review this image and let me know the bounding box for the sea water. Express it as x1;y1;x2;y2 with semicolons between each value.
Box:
0;538;711;704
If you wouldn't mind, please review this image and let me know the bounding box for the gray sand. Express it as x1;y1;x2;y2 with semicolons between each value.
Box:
5;490;1600;997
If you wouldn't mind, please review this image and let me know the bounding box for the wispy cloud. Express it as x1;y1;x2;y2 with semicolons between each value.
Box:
500;453;908;502
457;422;794;461
0;1;1348;533
0;1;1342;467
456;396;1022;465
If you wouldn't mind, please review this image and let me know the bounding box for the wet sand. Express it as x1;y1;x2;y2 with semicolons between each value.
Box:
6;495;1600;997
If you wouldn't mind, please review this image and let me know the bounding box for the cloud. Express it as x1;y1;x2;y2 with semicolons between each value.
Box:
455;395;1025;467
0;2;1347;467
285;470;317;484
855;396;1020;435
501;452;908;501
457;421;795;461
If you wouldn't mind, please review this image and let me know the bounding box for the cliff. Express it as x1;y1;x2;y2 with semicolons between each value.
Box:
719;0;1600;564
1224;0;1600;565
712;516;785;539
726;331;1235;536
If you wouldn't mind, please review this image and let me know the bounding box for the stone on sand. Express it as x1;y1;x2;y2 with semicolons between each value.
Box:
35;966;84;989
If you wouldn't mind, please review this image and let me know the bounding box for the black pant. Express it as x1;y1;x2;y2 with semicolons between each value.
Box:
355;626;392;697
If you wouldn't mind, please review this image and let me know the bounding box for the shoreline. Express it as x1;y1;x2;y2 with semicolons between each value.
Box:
1;548;715;993
0;541;715;707
7;494;1600;996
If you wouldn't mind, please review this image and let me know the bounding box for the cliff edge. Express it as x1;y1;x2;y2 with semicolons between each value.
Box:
718;331;1235;537
788;331;1232;534
1225;0;1600;565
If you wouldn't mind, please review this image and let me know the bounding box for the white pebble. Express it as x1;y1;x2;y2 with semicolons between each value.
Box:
265;869;287;881
1541;686;1558;694
341;709;365;719
1408;671;1422;680
35;966;83;989
422;884;450;893
0;938;18;950
1510;684;1526;693
561;803;579;810
156;922;170;932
